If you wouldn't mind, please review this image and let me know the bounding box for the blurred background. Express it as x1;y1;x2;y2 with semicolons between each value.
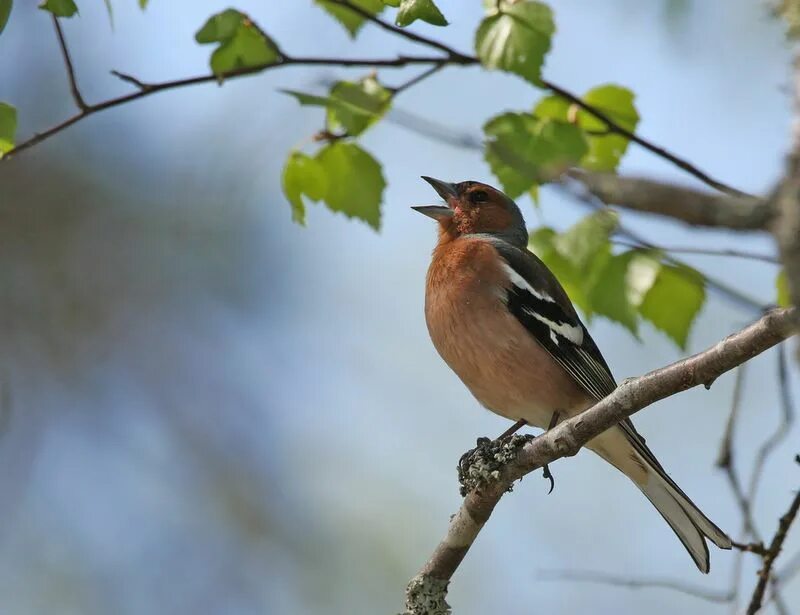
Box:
0;1;797;613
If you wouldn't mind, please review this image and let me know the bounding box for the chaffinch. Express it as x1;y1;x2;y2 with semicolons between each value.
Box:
413;177;731;573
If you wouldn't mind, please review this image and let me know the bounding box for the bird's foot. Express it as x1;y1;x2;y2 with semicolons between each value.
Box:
457;433;533;497
541;410;562;495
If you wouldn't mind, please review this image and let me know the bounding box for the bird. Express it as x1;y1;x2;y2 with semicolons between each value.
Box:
412;176;731;573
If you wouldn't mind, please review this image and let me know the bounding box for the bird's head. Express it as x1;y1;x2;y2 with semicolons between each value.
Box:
413;177;527;246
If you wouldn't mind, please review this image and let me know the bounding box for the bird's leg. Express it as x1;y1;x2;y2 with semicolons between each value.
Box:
497;418;527;440
541;410;562;495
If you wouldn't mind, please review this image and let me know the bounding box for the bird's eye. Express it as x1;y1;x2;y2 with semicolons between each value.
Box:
470;190;488;203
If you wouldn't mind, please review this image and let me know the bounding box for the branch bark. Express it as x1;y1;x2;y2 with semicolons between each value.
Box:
405;308;797;614
567;170;770;230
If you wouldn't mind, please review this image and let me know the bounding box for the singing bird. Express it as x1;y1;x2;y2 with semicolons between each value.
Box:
413;176;731;572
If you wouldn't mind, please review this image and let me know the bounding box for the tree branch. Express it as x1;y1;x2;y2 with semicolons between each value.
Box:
51;16;88;112
0;53;458;161
538;569;734;604
330;0;750;198
405;308;797;614
747;484;800;615
567;170;770;230
611;239;779;264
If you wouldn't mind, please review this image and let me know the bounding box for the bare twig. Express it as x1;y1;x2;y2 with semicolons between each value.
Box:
14;1;750;201
331;0;750;198
747;487;800;615
543;83;752;198
1;53;458;161
538;569;734;604
612;240;779;264
717;365;747;471
405;308;797;613
389;63;446;94
51;16;88;112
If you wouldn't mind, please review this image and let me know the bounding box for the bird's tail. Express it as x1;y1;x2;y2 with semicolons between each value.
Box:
638;463;731;573
591;425;731;573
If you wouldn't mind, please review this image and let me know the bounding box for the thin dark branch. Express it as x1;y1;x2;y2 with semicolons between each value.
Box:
538;569;733;604
52;15;88;112
747;488;800;615
389;63;446;94
110;70;151;91
333;0;750;197
323;0;472;61
1;54;453;161
612;239;779;264
716;365;747;471
540;81;752;198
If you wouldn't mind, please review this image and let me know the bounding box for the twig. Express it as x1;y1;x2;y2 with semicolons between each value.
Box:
51;16;88;112
389;63;446;94
332;0;751;197
1;53;457;161
322;0;472;61
405;308;797;613
538;569;734;604
747;487;800;615
612;240;779;264
542;82;752;198
717;365;747;472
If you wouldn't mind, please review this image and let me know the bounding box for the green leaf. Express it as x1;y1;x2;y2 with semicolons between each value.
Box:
38;0;78;17
639;263;705;349
554;209;618;270
0;102;17;156
625;250;662;307
283;76;391;137
0;0;12;36
316;142;385;229
475;1;554;85
533;94;569;121
484;112;587;197
195;9;280;75
383;0;400;6
282;151;328;225
529;227;590;312
578;84;639;172
326;77;391;135
777;270;791;307
588;252;639;334
315;0;384;37
396;0;447;26
139;0;148;8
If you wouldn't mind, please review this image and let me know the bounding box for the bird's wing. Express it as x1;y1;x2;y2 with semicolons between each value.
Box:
491;238;658;462
490;239;618;401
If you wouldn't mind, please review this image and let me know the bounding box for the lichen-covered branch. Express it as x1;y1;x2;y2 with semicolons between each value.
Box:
567;170;770;230
404;308;796;614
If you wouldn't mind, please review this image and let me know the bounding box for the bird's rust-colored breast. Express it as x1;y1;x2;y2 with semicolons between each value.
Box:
424;238;589;426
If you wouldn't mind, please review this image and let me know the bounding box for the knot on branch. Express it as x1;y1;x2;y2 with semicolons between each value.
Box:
457;434;533;497
404;574;450;615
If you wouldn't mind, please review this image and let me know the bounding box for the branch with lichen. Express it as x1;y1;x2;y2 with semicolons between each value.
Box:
404;308;796;614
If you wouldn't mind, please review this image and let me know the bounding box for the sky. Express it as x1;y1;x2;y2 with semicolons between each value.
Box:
0;1;797;614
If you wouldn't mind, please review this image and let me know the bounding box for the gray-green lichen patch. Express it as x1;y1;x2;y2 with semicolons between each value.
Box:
457;434;533;497
404;575;451;615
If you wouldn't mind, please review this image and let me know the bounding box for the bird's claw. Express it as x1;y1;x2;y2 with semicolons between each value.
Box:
542;463;555;494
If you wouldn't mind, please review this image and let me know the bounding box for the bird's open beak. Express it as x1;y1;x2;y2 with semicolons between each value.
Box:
412;176;458;220
421;176;458;201
411;205;454;220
